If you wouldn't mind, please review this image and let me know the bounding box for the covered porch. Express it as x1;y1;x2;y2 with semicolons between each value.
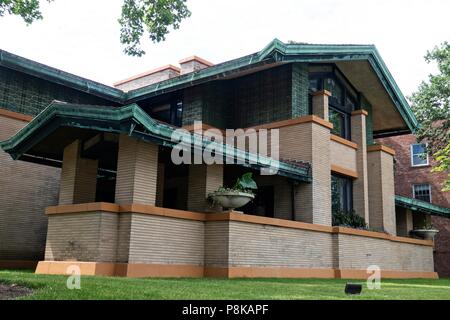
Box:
0;102;436;279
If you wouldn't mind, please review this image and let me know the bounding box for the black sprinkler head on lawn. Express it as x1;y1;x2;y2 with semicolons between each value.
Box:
345;283;362;295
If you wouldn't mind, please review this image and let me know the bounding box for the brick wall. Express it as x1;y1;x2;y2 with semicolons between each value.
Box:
181;63;309;129
377;134;450;206
0;115;60;261
232;64;294;128
128;213;204;265
45;211;118;262
44;209;435;276
377;133;450;277
337;233;434;272
330;140;357;172
432;216;450;277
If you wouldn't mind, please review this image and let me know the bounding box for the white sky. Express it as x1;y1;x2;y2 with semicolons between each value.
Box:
0;0;449;97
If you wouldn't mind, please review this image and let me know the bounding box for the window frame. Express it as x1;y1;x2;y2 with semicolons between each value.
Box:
308;65;358;140
412;184;432;203
410;143;429;167
331;174;354;214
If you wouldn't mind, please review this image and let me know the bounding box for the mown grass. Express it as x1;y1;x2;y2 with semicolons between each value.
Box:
0;270;449;300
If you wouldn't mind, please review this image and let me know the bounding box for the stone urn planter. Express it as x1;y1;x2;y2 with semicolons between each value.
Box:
208;172;257;211
411;229;439;240
208;190;255;210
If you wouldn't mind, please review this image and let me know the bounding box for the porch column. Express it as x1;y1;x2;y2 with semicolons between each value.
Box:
351;110;370;224
115;134;159;205
279;118;332;226
59;140;98;205
396;208;414;237
187;164;223;212
367;145;397;235
312;90;331;121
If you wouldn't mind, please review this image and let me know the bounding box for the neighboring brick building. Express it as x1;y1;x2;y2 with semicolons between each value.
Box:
377;134;450;277
0;39;441;279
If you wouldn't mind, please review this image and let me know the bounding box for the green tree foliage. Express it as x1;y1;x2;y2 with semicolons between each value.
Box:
119;0;191;56
410;42;450;191
0;0;53;24
0;0;191;56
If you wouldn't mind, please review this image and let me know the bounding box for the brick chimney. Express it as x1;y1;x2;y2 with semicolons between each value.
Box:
114;65;181;92
179;56;214;74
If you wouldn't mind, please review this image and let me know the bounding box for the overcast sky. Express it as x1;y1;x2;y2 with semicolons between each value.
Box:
0;0;449;97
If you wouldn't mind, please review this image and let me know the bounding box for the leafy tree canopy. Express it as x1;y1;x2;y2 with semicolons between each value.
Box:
0;0;191;56
410;42;450;191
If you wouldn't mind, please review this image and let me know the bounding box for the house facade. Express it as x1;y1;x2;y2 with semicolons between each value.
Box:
0;40;438;278
377;134;450;277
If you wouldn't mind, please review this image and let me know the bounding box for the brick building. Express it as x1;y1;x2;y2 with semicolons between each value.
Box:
377;134;450;277
0;39;441;278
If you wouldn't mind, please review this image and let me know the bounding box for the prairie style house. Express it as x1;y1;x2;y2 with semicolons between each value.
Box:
0;39;438;278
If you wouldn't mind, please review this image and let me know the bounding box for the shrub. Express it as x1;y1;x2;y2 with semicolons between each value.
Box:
332;209;367;229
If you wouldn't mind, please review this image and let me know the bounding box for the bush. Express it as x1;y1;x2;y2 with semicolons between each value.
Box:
332;209;367;229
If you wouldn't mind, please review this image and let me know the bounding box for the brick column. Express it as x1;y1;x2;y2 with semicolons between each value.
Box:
115;134;159;205
351;110;370;224
279;117;332;226
367;145;397;235
396;208;414;237
312;90;331;121
187;164;223;212
59;140;98;205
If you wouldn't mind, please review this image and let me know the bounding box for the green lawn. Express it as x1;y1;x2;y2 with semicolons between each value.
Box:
0;270;449;300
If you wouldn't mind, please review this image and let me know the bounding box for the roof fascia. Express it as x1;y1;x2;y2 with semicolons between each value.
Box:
0;102;311;182
395;195;450;217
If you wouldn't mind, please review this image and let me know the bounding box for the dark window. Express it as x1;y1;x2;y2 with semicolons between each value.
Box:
309;66;358;140
324;77;343;106
413;184;432;203
331;174;353;213
148;99;183;127
329;107;350;139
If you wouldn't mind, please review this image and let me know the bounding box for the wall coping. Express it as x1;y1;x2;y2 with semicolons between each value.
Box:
113;65;181;86
331;164;358;179
248;115;334;131
367;144;396;156
179;56;214;67
330;134;358;150
0;108;33;122
351;109;369;116
45;203;433;247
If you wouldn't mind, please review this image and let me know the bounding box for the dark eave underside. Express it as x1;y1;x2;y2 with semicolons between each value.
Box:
0;102;311;182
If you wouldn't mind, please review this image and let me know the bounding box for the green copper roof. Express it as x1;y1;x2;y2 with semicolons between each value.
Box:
395;195;450;217
0;50;124;103
1;39;418;131
124;39;418;132
0;101;311;182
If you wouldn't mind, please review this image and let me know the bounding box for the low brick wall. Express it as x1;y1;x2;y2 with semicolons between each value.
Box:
39;203;437;279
